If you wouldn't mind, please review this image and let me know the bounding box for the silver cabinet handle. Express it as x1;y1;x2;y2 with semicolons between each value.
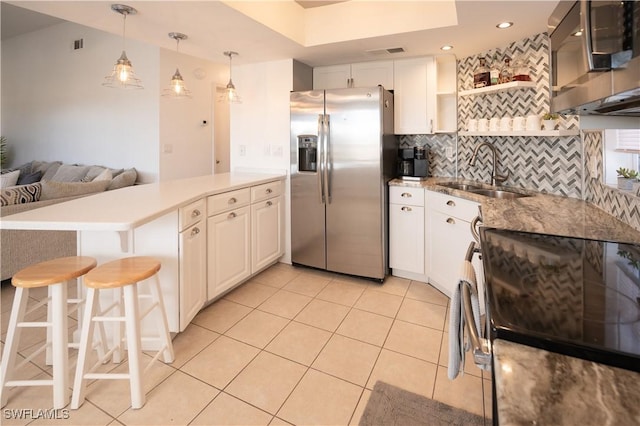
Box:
266;188;273;194
228;212;236;219
446;217;455;224
191;209;201;218
401;206;412;212
228;197;237;204
266;201;273;207
401;192;412;198
446;200;455;206
190;227;200;236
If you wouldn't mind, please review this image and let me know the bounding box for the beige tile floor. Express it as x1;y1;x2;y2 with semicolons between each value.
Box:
0;263;492;425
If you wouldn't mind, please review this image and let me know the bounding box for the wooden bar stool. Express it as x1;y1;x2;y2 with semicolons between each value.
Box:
71;256;174;410
0;256;97;409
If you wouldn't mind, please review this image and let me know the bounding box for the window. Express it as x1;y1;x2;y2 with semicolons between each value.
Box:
604;129;640;186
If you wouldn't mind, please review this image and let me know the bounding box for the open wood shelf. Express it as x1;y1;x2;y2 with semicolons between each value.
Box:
459;81;536;96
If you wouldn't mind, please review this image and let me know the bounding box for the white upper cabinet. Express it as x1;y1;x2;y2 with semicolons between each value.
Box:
393;55;457;135
393;56;437;134
313;61;394;90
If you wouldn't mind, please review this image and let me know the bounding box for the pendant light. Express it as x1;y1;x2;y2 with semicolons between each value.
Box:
103;4;143;89
221;51;241;103
162;32;192;98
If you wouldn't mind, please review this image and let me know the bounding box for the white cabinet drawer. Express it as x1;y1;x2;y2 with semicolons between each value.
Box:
427;190;479;222
389;186;424;206
207;188;251;216
251;180;282;203
179;199;205;231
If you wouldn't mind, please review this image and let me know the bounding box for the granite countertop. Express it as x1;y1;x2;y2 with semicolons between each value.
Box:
390;177;640;244
493;339;640;425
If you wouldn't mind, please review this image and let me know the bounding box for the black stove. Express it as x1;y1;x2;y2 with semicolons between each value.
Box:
479;228;640;373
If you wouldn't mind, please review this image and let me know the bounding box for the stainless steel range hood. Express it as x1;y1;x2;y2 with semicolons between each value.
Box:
552;55;640;117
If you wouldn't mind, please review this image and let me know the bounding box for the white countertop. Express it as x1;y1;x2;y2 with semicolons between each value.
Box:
0;172;286;232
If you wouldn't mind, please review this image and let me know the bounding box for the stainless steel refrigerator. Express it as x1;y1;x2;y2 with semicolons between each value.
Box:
290;86;396;281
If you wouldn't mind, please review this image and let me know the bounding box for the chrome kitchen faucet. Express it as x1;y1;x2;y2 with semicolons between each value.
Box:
468;141;509;186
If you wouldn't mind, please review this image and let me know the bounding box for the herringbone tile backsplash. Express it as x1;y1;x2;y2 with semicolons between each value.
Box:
457;32;582;198
400;31;639;231
584;131;640;231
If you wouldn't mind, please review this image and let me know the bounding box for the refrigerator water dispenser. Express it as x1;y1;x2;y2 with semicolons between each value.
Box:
297;135;317;172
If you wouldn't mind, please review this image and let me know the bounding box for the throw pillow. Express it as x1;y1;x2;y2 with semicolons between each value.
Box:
92;168;113;181
0;182;42;206
82;166;107;182
107;168;137;190
0;170;20;188
50;164;90;182
32;161;62;181
16;170;42;185
40;180;109;201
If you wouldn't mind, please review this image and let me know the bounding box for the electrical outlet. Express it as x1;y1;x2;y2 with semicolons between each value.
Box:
163;144;173;154
239;145;246;156
446;147;454;159
273;146;283;157
590;156;598;176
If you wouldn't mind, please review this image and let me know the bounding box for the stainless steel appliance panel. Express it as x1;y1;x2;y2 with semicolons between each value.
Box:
550;0;640;116
290;91;326;269
324;87;386;279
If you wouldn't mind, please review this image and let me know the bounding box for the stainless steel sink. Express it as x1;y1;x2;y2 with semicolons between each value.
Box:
467;188;529;199
437;182;483;191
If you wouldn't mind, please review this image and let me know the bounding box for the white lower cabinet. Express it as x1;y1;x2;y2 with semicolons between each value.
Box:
178;199;207;331
207;206;251;300
426;190;483;301
389;186;425;276
206;179;284;302
251;195;284;273
179;221;207;331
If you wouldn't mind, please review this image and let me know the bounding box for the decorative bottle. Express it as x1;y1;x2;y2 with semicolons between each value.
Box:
489;55;500;86
499;57;513;84
473;57;490;89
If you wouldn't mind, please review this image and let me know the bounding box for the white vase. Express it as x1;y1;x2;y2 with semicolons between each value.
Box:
542;119;557;131
618;177;634;190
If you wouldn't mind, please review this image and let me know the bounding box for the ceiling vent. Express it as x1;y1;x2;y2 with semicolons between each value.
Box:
365;47;405;56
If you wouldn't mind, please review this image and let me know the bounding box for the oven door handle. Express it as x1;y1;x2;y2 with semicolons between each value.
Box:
463;241;492;367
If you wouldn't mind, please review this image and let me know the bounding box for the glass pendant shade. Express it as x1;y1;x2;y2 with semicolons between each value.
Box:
219;51;241;103
162;33;192;98
225;80;240;103
103;4;143;89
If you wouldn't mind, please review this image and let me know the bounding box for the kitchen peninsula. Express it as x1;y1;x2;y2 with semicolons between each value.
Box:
0;171;287;336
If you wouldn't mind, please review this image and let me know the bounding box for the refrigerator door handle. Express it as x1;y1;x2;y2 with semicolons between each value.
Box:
317;114;325;204
324;114;331;203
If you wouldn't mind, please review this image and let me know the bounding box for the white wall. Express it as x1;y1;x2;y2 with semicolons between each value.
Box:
230;59;293;263
2;22;160;182
159;49;227;181
2;21;226;182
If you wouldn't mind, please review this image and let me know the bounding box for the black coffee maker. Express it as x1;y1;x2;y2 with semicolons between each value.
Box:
398;146;428;180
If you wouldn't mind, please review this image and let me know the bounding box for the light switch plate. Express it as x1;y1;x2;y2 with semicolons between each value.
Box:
446;147;454;159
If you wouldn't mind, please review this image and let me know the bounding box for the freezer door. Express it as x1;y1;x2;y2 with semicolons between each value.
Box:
324;87;387;279
290;90;326;269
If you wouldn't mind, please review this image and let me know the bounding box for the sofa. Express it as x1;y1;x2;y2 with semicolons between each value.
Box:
1;161;138;281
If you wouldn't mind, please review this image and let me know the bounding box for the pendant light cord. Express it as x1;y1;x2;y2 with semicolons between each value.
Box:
121;12;127;52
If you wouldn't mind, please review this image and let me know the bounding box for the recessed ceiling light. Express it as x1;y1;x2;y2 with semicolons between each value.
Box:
496;22;513;29
440;45;453;51
572;30;583;36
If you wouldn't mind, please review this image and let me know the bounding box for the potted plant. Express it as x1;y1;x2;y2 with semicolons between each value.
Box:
616;167;638;190
541;112;560;130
